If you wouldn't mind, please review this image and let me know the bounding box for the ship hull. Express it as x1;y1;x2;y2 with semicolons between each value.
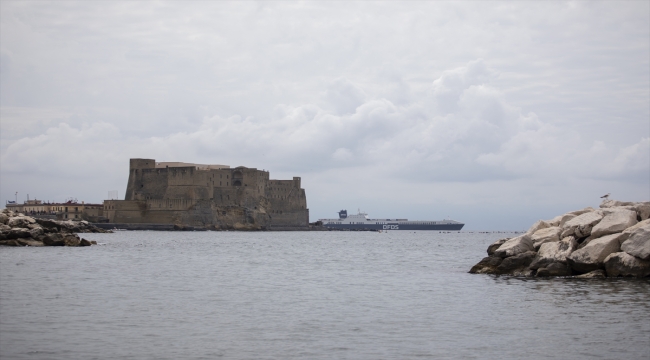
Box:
323;223;464;231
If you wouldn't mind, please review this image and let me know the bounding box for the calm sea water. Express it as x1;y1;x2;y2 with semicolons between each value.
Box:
1;231;649;359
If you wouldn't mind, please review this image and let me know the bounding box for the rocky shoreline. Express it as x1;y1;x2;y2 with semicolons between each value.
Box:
0;209;111;247
470;200;650;278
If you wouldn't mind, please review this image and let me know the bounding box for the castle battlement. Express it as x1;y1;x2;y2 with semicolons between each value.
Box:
106;158;308;229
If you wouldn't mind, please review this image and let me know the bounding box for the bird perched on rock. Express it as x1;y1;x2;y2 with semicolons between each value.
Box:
600;193;610;200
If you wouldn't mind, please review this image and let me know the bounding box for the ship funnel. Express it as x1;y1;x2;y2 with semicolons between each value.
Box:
338;210;348;219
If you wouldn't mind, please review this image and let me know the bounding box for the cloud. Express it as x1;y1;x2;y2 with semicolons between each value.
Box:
322;77;367;115
3;59;645;187
1;1;648;228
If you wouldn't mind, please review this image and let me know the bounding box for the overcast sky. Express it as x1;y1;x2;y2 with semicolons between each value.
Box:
1;1;648;230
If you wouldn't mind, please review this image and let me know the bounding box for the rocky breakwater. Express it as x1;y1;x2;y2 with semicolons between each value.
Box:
470;200;650;278
0;209;111;247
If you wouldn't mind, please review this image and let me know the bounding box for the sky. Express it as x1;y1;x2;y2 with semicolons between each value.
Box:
1;1;649;230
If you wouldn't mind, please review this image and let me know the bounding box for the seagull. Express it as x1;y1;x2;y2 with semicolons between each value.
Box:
600;193;610;199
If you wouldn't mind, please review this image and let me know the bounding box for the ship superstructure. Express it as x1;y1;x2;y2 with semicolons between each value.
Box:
319;210;464;231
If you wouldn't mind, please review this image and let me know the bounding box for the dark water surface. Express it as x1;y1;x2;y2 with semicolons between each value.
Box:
1;231;649;359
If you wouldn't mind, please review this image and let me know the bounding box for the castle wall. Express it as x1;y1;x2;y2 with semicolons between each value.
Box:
266;178;308;227
113;158;307;228
125;158;156;200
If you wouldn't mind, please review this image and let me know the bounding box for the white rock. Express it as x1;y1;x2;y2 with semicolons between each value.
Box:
526;220;551;236
567;233;624;273
0;213;8;225
494;234;534;258
561;211;604;238
487;238;509;256
568;207;595;216
590;209;637;239
600;200;635;208
576;269;606;278
620;223;650;260
622;219;650;235
633;202;650;221
559;214;577;227
608;219;650;244
546;215;562;227
530;236;578;270
7;216;36;228
531;226;561;250
604;252;650;277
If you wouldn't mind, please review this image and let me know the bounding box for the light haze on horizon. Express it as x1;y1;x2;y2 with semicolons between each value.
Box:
1;1;648;230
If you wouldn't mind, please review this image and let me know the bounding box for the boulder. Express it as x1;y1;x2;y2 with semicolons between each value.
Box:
538;213;574;229
531;227;561;250
622;218;650;235
63;234;81;247
0;228;32;240
469;256;503;274
576;269;606;278
590;209;637;239
42;233;65;246
493;234;534;258
536;262;572;277
530;236;577;270
561;211;604;238
576;235;597;250
568;207;595;216
0;213;8;224
0;224;10;231
604;252;650;278
632;202;650;221
0;240;20;246
79;238;92;247
546;215;563;227
526;220;551;236
7;216;36;228
90;240;97;245
567;233;624;273
33;218;109;234
35;218;64;232
620;224;650;260
558;214;577;227
487;238;509;256
28;227;44;238
600;200;635;208
15;238;45;247
495;251;536;276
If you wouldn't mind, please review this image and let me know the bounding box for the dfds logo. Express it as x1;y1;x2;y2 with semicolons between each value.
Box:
383;225;399;230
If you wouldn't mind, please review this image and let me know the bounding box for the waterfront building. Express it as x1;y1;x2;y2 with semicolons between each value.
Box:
5;199;104;221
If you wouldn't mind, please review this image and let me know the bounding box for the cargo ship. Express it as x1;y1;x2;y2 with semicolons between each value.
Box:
319;210;464;231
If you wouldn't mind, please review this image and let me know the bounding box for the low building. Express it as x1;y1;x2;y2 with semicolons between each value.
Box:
5;199;104;221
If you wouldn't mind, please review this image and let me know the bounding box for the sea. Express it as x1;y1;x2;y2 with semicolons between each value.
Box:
1;231;649;360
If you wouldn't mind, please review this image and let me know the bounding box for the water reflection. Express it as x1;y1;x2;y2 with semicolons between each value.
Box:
492;275;650;309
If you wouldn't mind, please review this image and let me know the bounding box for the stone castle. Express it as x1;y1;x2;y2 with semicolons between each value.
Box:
104;159;309;229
